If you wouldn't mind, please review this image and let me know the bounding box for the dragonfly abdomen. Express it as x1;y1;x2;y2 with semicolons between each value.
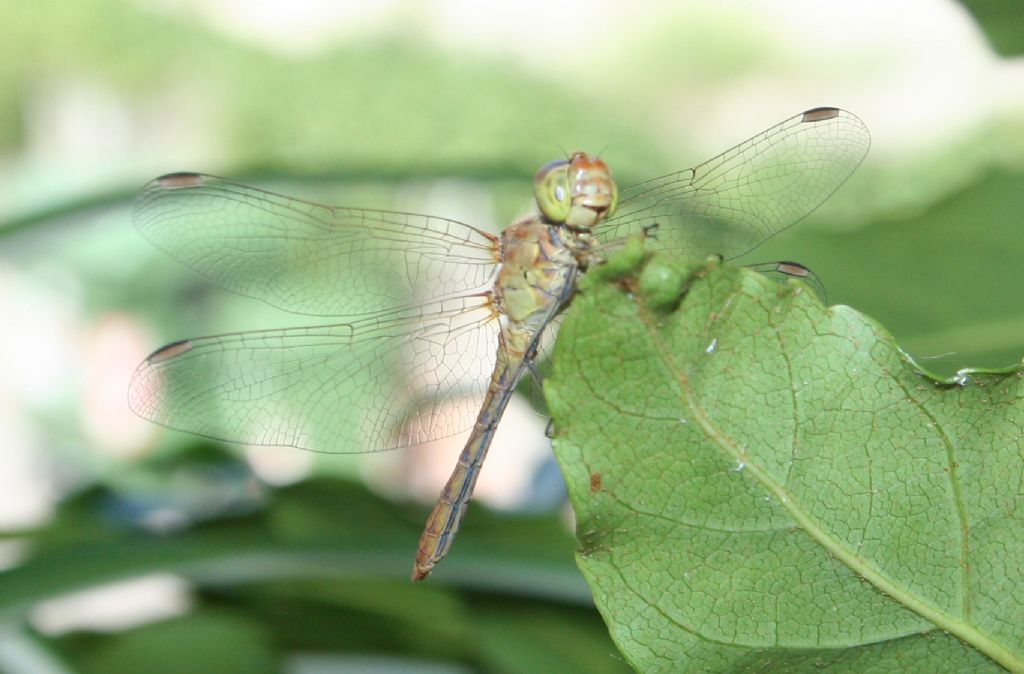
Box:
412;340;526;581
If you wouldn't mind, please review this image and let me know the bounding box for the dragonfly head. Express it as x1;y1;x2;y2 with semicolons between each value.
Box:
533;152;618;229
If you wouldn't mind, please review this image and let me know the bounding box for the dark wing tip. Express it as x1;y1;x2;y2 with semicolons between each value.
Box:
152;172;207;190
801;107;841;123
145;339;194;364
774;261;811;278
128;339;193;419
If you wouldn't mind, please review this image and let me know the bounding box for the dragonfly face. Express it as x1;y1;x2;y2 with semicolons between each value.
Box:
533;152;618;229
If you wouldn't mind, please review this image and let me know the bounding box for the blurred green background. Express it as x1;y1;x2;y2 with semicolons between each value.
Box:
1;1;1023;672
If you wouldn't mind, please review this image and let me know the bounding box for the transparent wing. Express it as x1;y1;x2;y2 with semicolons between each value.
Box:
134;173;501;317
595;108;870;261
128;296;500;453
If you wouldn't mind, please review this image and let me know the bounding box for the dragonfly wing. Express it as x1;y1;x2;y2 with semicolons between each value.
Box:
134;173;500;317
596;108;870;261
128;297;500;453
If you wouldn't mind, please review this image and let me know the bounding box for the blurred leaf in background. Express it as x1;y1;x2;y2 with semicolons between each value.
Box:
960;0;1024;56
2;447;621;673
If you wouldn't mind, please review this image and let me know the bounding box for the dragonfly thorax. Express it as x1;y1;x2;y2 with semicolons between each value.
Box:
533;152;618;230
493;216;580;336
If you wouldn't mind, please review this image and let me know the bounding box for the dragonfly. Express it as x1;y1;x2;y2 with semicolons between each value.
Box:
128;106;870;580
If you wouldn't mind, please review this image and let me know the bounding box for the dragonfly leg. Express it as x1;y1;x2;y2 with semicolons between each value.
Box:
524;358;543;388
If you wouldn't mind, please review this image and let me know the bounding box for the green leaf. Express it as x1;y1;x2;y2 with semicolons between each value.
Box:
959;0;1024;57
547;256;1024;673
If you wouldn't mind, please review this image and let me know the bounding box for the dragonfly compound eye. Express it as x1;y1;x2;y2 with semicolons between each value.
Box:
533;159;572;223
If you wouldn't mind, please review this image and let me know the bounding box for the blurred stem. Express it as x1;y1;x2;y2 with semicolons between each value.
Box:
0;535;590;619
